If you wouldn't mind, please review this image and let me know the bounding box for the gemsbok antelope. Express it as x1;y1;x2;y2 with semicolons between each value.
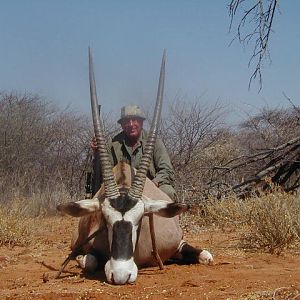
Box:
57;49;213;285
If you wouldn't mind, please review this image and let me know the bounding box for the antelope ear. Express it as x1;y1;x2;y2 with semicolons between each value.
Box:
143;198;188;218
57;198;101;217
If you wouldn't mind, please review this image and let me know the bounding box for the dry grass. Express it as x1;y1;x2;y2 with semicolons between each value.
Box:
0;200;36;247
0;184;80;247
0;182;76;217
183;190;300;254
242;192;300;254
239;285;300;300
1;187;299;254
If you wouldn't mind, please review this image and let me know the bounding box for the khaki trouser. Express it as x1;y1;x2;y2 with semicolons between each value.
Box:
159;184;176;200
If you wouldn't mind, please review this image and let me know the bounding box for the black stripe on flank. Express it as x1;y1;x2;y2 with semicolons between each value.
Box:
180;243;202;264
111;220;133;260
109;194;138;215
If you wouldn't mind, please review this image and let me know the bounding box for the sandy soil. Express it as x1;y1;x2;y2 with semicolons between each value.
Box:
1;216;300;300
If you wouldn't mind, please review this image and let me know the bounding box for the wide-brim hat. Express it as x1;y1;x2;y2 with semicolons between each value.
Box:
117;105;146;124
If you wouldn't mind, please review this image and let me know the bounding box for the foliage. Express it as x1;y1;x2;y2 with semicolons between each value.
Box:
1;89;299;229
239;106;300;152
242;191;300;254
160;98;230;202
187;191;300;254
160;100;300;201
0;92;91;203
205;105;300;197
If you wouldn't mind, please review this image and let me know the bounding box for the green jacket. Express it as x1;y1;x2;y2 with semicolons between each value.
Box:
109;129;175;188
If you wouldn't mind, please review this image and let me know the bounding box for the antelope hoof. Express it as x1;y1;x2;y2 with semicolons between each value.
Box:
76;254;98;273
199;250;213;265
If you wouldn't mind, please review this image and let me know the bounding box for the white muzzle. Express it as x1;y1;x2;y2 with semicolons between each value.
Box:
105;257;138;284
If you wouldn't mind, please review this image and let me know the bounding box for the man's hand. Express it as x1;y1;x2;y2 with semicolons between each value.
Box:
152;179;159;187
91;136;98;152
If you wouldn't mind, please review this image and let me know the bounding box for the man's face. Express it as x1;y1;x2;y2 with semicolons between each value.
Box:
120;118;143;141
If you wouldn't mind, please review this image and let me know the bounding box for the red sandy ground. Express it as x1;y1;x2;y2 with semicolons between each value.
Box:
0;216;300;300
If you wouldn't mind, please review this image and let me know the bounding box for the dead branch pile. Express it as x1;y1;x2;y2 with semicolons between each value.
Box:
210;105;300;198
214;135;300;196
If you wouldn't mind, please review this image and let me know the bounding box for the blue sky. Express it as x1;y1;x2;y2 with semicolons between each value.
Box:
1;1;299;123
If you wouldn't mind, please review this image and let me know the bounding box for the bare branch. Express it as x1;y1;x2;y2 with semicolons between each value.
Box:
229;0;279;90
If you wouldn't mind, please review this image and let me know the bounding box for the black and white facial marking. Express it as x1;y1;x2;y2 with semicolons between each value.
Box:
102;192;144;285
111;220;133;260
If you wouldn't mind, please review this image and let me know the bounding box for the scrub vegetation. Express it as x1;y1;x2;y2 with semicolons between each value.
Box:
0;91;299;255
182;189;300;255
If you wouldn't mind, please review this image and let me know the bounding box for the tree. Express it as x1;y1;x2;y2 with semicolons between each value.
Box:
228;0;280;90
0;92;91;207
160;99;229;202
211;104;300;196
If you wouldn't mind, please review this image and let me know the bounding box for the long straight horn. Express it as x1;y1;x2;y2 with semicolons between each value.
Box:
128;50;166;200
89;47;120;199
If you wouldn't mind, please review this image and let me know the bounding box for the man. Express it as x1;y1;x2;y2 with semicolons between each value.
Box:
91;105;176;199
